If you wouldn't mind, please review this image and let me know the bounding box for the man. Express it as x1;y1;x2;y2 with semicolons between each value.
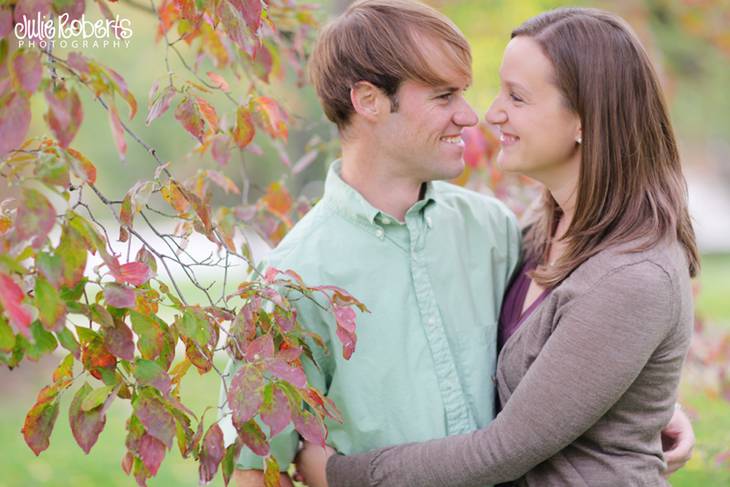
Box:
223;2;694;485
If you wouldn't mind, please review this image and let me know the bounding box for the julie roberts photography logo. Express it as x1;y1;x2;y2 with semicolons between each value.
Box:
14;12;133;49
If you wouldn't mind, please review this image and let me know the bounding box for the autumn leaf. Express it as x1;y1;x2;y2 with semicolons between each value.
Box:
254;97;288;140
57;224;88;288
139;432;166;475
195;96;219;132
232;106;255;148
292;409;326;447
238;419;269;456
108;102;127;159
22;393;60;456
175;96;205;142
206;71;229;91
199;423;225;484
106;66;138;119
13;0;52;41
104;318;135;361
260;385;291;438
0;93;32;157
0;272;33;337
134;359;172;397
174;308;211;348
34;275;67;332
260;181;292;218
146;84;176;126
69;382;107;454
134;393;176;448
12;49;42;94
228;0;262;34
66;148;96;184
103;283;137;309
228;364;265;428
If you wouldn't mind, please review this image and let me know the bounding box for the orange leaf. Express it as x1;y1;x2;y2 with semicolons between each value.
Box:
260;181;292;217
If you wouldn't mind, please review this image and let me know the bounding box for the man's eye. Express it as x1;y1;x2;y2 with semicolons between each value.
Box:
439;93;454;100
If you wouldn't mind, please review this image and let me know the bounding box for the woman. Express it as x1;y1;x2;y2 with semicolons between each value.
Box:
297;7;698;486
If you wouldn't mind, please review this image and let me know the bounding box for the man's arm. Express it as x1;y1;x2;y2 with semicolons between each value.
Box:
233;469;294;487
662;405;695;476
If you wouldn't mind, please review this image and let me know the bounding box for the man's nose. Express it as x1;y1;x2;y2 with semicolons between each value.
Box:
454;100;478;127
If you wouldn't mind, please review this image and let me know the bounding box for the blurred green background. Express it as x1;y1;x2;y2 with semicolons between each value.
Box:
3;0;730;485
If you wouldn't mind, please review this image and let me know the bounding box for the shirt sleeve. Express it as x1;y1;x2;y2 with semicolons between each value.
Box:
326;260;676;486
218;263;335;471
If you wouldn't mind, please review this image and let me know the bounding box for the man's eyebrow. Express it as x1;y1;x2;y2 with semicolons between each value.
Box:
432;85;466;93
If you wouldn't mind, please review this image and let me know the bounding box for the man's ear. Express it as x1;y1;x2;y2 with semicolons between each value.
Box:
350;81;388;122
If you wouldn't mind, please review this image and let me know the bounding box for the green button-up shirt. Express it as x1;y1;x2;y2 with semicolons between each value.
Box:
222;160;521;471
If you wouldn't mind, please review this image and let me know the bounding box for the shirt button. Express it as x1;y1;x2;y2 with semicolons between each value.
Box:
375;228;384;239
381;217;391;225
428;318;436;326
425;216;433;228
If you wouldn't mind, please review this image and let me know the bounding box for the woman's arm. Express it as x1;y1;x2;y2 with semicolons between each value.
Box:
327;260;679;487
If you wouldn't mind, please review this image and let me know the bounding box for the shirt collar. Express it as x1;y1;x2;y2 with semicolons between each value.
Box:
322;160;439;225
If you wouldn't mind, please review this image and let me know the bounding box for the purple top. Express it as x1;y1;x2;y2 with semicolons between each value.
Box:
498;259;550;351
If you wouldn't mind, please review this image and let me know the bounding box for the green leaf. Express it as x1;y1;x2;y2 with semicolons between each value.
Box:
35;252;63;288
27;321;58;360
55;326;80;358
134;358;171;396
175;308;211;347
35;275;67;332
57;224;87;288
81;384;115;412
0;314;16;353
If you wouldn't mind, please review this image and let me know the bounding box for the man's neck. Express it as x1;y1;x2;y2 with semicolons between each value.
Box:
340;145;424;222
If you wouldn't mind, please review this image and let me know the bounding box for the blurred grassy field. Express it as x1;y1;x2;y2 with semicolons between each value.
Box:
1;254;728;486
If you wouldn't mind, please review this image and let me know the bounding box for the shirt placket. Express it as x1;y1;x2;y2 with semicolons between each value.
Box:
407;210;477;435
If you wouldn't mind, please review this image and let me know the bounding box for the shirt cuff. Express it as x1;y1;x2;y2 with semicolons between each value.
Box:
327;451;376;486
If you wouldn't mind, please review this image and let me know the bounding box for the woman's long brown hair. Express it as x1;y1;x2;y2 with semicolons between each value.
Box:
513;8;699;287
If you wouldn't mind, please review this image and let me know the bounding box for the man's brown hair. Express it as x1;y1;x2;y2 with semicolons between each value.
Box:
308;0;471;130
515;8;700;285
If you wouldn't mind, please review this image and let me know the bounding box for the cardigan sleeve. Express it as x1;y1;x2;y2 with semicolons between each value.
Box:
327;260;677;487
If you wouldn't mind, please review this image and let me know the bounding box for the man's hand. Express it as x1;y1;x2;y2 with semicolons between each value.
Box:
232;469;294;487
293;441;336;487
661;405;695;476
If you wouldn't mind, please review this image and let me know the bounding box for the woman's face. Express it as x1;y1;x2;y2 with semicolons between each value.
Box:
485;36;581;187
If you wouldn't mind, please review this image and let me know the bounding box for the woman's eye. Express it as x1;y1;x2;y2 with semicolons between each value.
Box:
510;92;523;103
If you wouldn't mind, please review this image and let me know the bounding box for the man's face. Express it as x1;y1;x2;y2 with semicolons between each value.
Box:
375;43;478;183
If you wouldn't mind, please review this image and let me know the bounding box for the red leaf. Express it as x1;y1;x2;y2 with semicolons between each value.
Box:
0;8;12;39
113;261;153;286
205;170;240;194
15;188;56;249
260;385;291;437
232;106;255;148
135;394;176;448
12;50;42;94
195;96;219;132
66;148;96;184
103;283;137;309
138;433;166;475
13;0;52;41
228;0;262;34
0;272;33;336
22;395;60;455
238;419;269;456
45;86;84;148
267;359;306;388
69;383;107;454
254;97;288;140
55;0;84;21
227;364;264;428
175;97;205;142
145;85;176;126
292;409;325;447
335;326;356;360
108;102;127;159
0;93;31;157
260;182;292;218
104;319;135;361
106;67;137;119
67;52;90;74
206;71;230;91
211;133;232;166
199;423;225;484
245;335;274;361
